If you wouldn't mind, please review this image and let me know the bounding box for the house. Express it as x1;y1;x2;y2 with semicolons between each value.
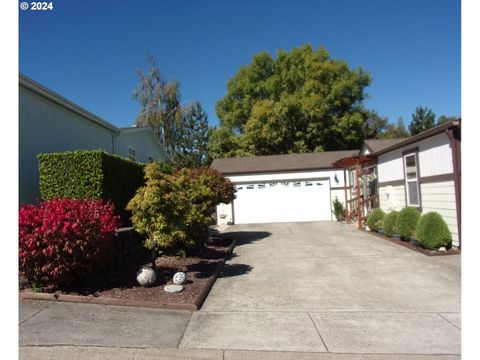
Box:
19;74;167;204
211;150;358;225
211;120;461;247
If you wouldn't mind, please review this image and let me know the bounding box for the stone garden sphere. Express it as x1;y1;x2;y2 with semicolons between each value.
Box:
136;267;156;287
173;272;186;285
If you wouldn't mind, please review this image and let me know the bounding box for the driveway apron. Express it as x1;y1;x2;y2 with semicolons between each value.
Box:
180;221;461;354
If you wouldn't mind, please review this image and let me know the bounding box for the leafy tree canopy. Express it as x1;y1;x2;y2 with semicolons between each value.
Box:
209;44;372;158
380;117;409;139
437;115;458;126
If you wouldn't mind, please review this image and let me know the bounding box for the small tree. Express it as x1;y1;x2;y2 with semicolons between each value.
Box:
332;197;345;221
127;163;236;266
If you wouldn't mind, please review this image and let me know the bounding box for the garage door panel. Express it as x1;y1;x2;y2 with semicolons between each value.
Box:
233;179;331;224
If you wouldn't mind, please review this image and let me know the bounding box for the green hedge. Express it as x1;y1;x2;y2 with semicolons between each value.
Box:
38;150;145;222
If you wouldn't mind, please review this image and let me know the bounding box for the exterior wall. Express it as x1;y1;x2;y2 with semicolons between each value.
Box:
19;86;115;204
379;184;406;211
116;130;167;163
377;132;459;246
216;169;351;225
421;180;458;244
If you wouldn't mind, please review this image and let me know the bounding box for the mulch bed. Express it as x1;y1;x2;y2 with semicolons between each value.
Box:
360;228;461;256
20;236;235;310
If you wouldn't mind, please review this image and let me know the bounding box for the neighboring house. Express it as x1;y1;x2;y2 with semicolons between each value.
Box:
211;120;461;247
19;74;167;204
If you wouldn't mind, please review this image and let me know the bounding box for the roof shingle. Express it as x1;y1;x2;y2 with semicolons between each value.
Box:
211;150;359;174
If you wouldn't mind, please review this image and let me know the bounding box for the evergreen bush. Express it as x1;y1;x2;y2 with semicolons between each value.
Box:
383;211;398;237
416;212;452;250
395;207;421;240
366;208;385;232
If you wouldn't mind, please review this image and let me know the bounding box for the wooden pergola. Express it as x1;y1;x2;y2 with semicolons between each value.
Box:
332;155;376;228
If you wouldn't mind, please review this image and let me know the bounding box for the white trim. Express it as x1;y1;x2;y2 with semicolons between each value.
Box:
403;152;420;207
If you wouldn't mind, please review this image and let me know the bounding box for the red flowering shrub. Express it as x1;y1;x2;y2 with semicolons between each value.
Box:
19;198;120;292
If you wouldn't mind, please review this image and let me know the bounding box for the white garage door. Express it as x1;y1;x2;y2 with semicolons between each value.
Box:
233;179;332;224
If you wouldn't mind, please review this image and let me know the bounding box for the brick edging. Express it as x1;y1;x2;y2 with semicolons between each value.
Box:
19;239;237;311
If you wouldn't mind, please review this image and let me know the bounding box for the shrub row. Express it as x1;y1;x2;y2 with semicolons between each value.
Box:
366;207;452;250
38;150;145;223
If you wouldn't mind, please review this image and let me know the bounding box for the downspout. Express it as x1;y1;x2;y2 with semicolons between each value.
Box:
445;125;461;248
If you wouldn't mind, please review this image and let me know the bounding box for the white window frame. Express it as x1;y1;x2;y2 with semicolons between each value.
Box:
403;152;420;207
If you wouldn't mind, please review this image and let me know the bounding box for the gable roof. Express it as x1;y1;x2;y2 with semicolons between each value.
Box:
211;150;359;175
362;139;405;154
372;120;460;156
19;73;120;133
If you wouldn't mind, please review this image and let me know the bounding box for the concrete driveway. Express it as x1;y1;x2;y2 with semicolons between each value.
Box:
20;221;461;359
180;221;461;355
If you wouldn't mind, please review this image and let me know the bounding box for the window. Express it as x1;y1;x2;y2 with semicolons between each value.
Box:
305;181;313;187
246;184;254;190
293;181;301;187
258;184;266;189
128;147;136;161
403;152;420;207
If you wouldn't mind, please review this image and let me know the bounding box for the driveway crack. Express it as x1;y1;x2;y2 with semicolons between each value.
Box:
307;312;329;352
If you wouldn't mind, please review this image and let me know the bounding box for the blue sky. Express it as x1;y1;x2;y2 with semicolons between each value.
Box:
19;0;460;129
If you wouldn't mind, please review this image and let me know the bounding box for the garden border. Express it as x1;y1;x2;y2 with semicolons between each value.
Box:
360;228;461;256
20;239;236;311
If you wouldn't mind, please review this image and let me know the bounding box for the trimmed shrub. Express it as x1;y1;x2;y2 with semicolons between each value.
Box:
366;208;385;232
383;211;398;237
19;198;120;292
395;207;421;240
127;163;236;258
38;150;144;223
416;212;452;250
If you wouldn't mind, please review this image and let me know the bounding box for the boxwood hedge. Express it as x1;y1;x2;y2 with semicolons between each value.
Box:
416;212;452;250
38;150;145;222
366;208;385;232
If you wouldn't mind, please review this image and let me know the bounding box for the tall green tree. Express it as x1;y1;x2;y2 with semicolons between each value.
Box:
409;106;436;136
210;44;372;158
133;54;183;157
172;101;210;168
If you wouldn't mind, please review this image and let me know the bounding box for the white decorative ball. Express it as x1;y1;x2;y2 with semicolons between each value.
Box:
136;267;156;286
173;272;186;285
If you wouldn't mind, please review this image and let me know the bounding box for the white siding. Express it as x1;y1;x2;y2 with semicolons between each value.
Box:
377;133;453;183
379;184;406;212
421;181;458;246
378;151;404;182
